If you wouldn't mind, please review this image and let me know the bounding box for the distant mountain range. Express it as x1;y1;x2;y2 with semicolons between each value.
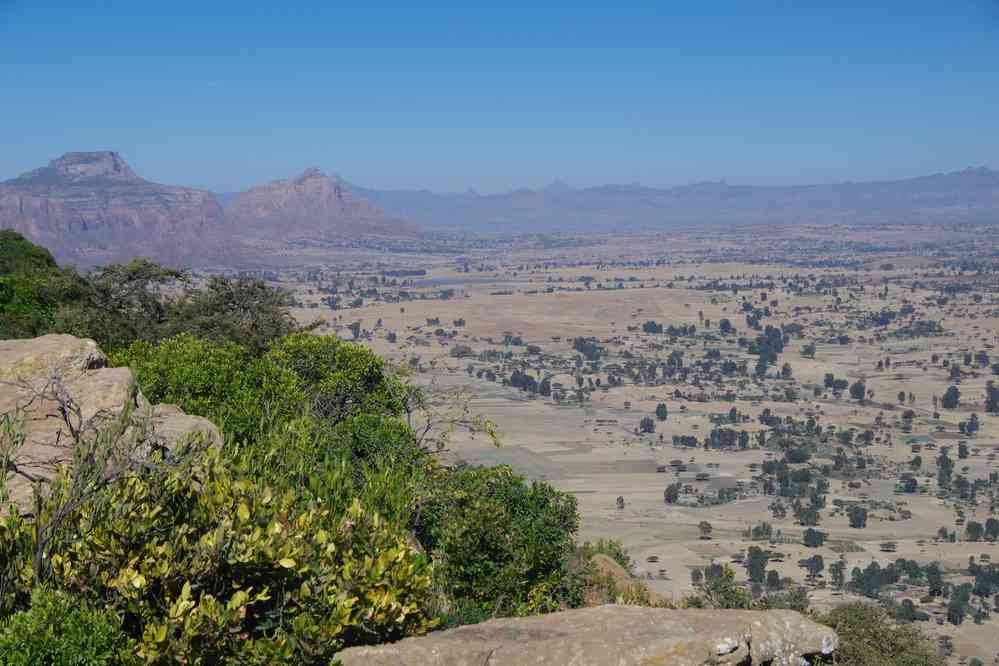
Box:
1;151;997;266
0;152;412;266
359;167;999;232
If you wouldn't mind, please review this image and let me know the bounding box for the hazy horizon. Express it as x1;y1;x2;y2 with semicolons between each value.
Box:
3;1;998;193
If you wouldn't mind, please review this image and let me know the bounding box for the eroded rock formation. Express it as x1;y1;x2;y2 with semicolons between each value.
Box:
0;334;220;505
337;605;838;666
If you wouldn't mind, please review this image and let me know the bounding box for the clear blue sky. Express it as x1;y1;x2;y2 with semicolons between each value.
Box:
2;1;998;192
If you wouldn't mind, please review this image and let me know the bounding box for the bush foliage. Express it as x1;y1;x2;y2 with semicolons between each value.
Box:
0;588;138;666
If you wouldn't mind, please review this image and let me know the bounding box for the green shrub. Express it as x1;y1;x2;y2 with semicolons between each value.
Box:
813;603;943;666
415;464;580;617
0;587;137;665
235;413;428;529
265;332;410;422
17;447;434;664
0;231;87;339
109;334;303;442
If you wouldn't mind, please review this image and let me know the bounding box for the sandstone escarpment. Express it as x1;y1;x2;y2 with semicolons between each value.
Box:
0;152;224;265
337;605;838;665
0;334;220;506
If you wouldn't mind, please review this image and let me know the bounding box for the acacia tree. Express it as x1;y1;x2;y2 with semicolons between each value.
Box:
942;386;961;409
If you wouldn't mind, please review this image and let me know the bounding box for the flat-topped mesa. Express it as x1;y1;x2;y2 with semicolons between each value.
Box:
336;605;839;666
0;151;224;265
11;151;142;185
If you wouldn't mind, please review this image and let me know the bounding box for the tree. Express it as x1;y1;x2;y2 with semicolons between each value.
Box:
942;386;961;409
698;521;713;539
746;546;768;583
986;381;999;414
966;521;984;542
719;318;733;335
985;518;999;542
655;403;668;421
781;362;792;379
639;416;655;434
829;560;846;589
966;413;980;435
803;528;827;548
663;482;681;504
850;380;867;403
765;569;782;591
805;554;824;580
815;604;942;666
848;506;868;529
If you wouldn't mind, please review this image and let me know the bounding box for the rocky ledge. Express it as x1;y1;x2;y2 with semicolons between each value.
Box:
337;605;837;666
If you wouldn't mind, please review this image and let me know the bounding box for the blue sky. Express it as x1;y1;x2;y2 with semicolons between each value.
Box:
1;1;997;192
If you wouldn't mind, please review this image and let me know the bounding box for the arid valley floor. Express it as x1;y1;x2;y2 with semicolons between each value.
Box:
268;223;999;664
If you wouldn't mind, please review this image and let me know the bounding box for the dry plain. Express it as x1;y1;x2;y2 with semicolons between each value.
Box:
283;226;999;664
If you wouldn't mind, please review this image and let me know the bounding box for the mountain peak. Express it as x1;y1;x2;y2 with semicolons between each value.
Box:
296;167;326;181
8;151;141;186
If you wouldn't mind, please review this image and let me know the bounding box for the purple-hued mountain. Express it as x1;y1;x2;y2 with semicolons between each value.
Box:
0;152;224;265
2;152;998;266
0;153;413;266
359;167;999;232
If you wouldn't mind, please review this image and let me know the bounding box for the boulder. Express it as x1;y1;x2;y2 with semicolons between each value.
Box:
0;334;220;505
336;605;837;666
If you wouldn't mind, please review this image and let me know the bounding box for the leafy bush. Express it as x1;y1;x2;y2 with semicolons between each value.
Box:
0;587;137;665
1;232;298;352
415;464;580;618
111;332;409;444
234;413;429;529
109;334;303;442
15;447;435;664
813;603;943;666
265;332;410;423
0;230;87;339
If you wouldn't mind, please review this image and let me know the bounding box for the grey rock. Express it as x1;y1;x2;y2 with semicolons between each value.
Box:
337;605;838;666
0;334;220;506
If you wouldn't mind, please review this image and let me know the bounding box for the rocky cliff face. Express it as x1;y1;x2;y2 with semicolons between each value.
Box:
0;152;224;265
337;605;838;665
225;167;415;240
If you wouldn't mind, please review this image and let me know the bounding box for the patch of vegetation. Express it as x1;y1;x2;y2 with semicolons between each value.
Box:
812;603;943;666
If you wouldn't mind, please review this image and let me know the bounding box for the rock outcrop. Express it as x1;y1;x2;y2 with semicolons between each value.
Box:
0;152;224;265
337;605;837;666
0;334;220;506
225;167;416;240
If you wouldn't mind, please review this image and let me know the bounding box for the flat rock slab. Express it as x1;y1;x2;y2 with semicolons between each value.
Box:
337;605;837;666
